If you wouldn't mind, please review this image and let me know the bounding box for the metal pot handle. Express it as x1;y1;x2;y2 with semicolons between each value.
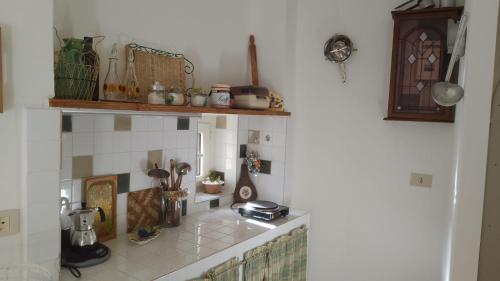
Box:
96;207;106;223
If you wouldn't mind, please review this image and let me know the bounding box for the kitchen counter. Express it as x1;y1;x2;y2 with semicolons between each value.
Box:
60;207;309;281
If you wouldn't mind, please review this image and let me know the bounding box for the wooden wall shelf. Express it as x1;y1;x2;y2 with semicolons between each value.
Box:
49;99;291;117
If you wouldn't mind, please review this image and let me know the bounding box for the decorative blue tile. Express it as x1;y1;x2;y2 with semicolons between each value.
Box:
62;115;72;132
177;117;190;130
260;160;272;175
117;173;130;194
240;144;247;158
209;199;220;209
182;199;187;216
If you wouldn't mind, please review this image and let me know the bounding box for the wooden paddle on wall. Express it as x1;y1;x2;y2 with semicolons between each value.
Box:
249;35;259;86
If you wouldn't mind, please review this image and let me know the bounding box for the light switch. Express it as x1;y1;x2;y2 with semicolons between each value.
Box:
410;173;433;188
0;209;19;236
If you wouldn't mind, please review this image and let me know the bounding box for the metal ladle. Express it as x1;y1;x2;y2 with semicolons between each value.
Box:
431;13;468;107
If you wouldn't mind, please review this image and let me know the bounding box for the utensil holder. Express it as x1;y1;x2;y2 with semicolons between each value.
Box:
163;196;181;228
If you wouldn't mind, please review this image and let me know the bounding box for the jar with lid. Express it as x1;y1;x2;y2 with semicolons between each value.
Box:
148;81;166;105
210;84;231;108
167;87;185;106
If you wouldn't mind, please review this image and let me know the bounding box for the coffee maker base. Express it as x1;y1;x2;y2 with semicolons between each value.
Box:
62;242;111;268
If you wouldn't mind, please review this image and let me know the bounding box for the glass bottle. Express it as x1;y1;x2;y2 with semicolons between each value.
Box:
123;48;141;103
103;43;125;101
82;37;99;101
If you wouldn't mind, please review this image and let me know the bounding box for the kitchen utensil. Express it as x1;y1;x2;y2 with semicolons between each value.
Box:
324;34;356;83
175;162;192;190
127;187;163;232
60;197;73;230
68;202;106;247
148;81;166;104
163;193;182;227
148;163;170;181
238;200;289;221
431;13;468;106
148;163;170;189
147;163;170;224
162;189;188;228
170;159;176;191
231;35;271;110
250;35;259;86
84;175;117;242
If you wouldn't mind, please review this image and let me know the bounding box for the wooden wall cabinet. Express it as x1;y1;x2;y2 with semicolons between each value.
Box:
385;7;463;122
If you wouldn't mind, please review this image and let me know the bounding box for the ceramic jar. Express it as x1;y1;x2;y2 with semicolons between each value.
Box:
147;81;166;105
210;84;231;108
191;93;208;107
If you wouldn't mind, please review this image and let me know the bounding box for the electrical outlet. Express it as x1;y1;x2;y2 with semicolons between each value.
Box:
0;216;10;234
0;209;19;236
410;173;433;188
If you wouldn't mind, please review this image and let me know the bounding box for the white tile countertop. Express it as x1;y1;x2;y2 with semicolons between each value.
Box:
60;207;309;281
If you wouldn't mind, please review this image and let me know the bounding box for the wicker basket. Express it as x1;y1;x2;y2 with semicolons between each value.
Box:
127;43;193;104
54;39;100;100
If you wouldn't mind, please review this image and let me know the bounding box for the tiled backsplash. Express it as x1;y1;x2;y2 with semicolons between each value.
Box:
59;113;288;235
60;113;199;235
238;116;288;204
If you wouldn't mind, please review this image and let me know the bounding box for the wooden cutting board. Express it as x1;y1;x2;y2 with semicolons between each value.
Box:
84;175;117;242
127;187;162;233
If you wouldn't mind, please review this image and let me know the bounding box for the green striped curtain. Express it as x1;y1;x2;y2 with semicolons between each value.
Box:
243;225;308;281
190;257;240;281
192;226;308;281
243;245;268;281
287;226;308;281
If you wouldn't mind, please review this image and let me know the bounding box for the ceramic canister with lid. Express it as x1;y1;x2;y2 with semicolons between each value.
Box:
210;84;231;108
148;81;166;104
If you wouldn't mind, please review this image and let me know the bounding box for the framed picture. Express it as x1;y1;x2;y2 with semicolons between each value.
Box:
84;175;117;242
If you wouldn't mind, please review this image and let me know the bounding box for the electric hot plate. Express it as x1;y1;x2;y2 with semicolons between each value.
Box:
238;200;289;221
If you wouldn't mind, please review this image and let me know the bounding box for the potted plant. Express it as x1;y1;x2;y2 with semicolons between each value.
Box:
202;171;224;194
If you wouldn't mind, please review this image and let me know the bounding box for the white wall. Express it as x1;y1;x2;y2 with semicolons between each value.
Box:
0;0;54;269
448;0;500;280
288;1;458;281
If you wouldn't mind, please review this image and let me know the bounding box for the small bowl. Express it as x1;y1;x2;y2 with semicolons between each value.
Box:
191;93;207;107
203;183;222;194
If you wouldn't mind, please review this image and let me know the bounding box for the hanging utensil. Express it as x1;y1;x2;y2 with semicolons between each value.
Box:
324;34;357;83
174;162;192;190
147;163;170;190
170;159;176;191
431;13;468;106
